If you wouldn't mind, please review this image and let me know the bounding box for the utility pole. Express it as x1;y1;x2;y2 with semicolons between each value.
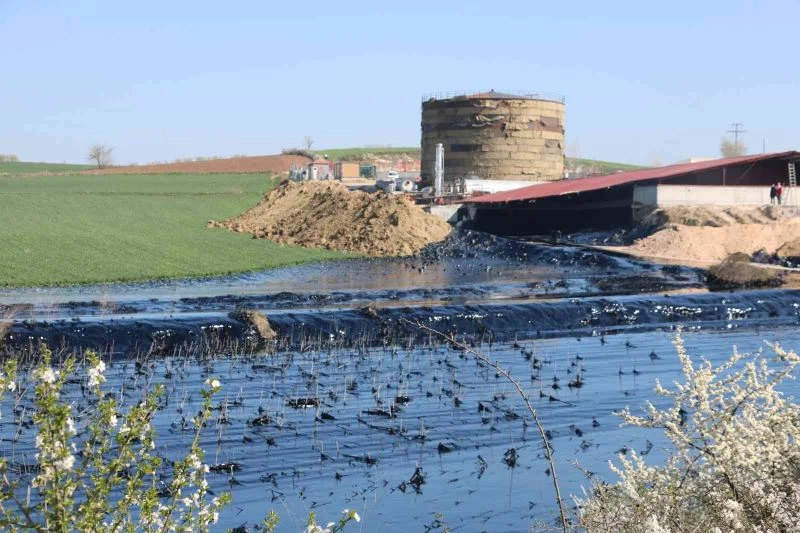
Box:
727;123;746;154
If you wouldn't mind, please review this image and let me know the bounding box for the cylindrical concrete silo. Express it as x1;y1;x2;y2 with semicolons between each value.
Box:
421;90;565;185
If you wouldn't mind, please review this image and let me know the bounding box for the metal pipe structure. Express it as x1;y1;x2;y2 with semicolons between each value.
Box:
434;142;444;196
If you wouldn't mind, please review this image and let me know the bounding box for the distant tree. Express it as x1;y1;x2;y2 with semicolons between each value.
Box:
87;144;114;168
9;154;18;162
303;136;314;151
720;138;747;158
281;147;314;159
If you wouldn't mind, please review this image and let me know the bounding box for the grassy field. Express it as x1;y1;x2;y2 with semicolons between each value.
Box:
321;148;645;174
319;147;420;160
0;161;94;174
0;173;347;287
566;157;647;174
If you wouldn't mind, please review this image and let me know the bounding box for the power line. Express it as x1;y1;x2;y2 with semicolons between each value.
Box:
727;123;747;153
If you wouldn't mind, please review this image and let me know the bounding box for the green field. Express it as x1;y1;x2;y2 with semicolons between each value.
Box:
0;161;94;174
0;173;347;287
319;147;420;160
566;157;647;174
321;148;644;174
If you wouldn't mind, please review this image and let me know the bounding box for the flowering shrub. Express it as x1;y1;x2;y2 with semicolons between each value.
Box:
0;347;228;532
0;347;358;532
303;509;361;533
578;334;800;532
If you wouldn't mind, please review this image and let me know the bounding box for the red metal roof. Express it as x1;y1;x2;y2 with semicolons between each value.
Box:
467;151;799;204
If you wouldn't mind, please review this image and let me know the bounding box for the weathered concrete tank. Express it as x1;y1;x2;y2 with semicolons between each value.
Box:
421;90;565;184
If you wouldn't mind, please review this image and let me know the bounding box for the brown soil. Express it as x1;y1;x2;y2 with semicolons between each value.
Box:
635;205;791;231
626;220;800;263
229;309;277;340
85;154;311;175
707;254;782;289
777;238;800;259
210;180;452;256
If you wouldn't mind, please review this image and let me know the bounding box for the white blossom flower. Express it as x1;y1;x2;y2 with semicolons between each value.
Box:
205;378;221;390
87;360;106;387
54;454;75;471
108;414;118;427
38;367;57;384
186;452;202;470
145;511;163;529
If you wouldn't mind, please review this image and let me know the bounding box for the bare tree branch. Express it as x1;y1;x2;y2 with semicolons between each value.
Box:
87;144;113;169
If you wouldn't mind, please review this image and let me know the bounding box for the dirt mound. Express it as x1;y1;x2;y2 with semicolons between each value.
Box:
627;220;800;263
634;205;791;234
229;309;277;341
777;238;800;259
85;154;310;175
707;254;782;290
210;181;451;256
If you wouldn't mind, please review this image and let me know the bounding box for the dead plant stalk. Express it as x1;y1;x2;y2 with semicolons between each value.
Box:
400;318;569;533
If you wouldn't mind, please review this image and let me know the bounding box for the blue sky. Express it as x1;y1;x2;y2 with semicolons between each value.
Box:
1;0;798;165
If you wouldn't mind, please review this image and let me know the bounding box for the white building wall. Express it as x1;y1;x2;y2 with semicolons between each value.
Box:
633;185;799;207
632;185;659;205
463;179;543;195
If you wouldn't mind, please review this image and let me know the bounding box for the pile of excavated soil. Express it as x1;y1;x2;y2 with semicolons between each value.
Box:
777;238;800;259
85;154;310;175
707;254;782;289
634;205;799;233
627;220;800;263
210;180;452;256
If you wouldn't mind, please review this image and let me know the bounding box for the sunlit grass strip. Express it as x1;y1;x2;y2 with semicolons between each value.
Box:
0;161;94;174
0;173;350;287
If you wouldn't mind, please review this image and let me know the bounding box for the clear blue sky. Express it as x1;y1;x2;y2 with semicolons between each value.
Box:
2;0;798;166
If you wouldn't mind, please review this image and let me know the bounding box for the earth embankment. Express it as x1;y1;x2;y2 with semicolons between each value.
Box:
623;206;800;263
635;205;792;231
629;220;800;263
84;154;310;175
210;180;452;256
